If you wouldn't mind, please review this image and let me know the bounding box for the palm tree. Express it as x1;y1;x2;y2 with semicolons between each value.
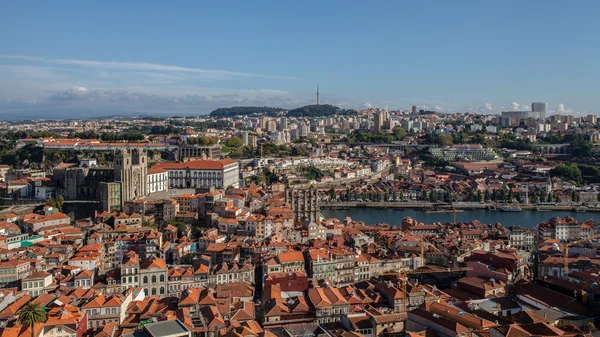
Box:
17;302;46;337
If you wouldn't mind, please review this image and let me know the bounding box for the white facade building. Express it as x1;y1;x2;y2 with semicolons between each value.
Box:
430;145;498;162
147;167;169;194
153;158;239;189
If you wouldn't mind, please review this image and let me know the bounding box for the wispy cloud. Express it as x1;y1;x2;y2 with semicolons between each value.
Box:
0;54;307;115
0;54;299;81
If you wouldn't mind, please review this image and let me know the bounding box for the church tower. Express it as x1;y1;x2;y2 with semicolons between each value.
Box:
114;148;148;204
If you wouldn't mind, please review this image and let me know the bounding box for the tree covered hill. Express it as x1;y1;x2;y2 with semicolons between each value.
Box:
210;106;286;117
286;104;355;117
210;104;357;118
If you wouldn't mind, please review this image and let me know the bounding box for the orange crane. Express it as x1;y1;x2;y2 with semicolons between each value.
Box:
377;235;472;312
378;266;472;312
563;233;600;277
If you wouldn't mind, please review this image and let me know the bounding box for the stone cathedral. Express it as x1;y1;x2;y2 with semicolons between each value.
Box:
285;187;320;223
114;148;148;202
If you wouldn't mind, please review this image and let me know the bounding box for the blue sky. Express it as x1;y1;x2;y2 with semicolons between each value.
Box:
0;1;598;116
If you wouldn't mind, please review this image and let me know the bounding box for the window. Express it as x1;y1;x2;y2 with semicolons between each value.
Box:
160;274;164;282
143;276;148;284
152;288;156;296
160;287;165;295
152;275;157;283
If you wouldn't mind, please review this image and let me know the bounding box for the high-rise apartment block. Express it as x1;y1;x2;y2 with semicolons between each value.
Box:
531;102;546;121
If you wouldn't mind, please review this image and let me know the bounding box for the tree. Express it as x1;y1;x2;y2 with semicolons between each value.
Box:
484;190;490;202
393;126;406;139
436;134;453;147
171;220;187;238
491;190;497;202
329;186;336;201
422;190;428;200
18;302;46;337
399;192;404;200
572;190;578;203
429;192;436;202
471;133;486;146
291;144;308;156
226;136;243;148
550;164;582;185
46;195;65;212
467;189;475;202
476;190;482;202
569;135;593;157
444;192;451;203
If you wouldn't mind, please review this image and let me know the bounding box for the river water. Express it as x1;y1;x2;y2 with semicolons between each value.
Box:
321;208;599;229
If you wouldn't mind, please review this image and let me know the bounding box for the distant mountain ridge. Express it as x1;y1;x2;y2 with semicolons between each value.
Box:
209;106;286;117
210;104;356;118
0;109;203;121
287;104;353;117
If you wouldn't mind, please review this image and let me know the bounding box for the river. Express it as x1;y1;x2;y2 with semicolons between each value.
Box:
321;208;599;229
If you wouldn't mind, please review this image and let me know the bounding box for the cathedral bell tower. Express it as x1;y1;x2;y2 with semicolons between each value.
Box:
114;148;148;204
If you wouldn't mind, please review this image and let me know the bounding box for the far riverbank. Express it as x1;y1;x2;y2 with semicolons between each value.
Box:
320;201;600;212
321;208;598;228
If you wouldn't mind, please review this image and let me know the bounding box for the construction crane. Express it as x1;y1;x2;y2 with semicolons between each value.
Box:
563;233;600;277
377;266;472;312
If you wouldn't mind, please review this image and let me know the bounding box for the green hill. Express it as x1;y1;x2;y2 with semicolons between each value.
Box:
287;104;354;117
210;106;286;117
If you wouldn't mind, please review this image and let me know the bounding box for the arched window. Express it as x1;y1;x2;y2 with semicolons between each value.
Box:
160;274;165;282
152;288;156;295
143;276;148;284
160;287;165;295
152;275;157;283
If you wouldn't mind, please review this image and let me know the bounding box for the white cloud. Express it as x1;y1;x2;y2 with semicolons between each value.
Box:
557;103;565;114
363;102;372;109
483;103;493;111
0;54;306;115
511;102;520;110
0;54;299;81
0;86;307;115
